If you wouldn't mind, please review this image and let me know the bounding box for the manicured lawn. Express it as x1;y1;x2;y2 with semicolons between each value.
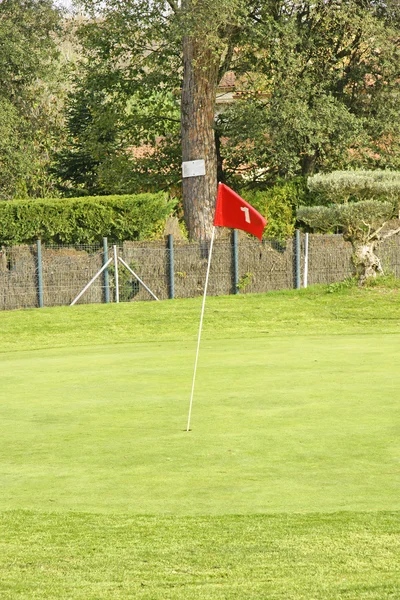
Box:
1;333;400;514
0;285;399;597
0;511;399;599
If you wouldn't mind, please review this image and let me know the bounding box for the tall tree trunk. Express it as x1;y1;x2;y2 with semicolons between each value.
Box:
301;150;318;177
181;36;220;242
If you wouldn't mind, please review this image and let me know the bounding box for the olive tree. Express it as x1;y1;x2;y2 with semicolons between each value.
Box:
297;170;400;283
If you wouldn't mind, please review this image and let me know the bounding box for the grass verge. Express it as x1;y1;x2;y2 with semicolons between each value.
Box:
0;283;399;353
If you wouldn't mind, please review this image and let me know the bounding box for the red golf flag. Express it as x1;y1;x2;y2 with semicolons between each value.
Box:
213;183;267;241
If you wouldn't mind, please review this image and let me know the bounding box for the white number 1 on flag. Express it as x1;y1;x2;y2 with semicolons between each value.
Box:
240;206;251;223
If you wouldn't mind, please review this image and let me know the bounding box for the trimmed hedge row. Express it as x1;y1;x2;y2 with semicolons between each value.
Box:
0;193;176;245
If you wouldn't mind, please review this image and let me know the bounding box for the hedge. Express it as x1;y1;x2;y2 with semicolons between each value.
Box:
0;193;176;245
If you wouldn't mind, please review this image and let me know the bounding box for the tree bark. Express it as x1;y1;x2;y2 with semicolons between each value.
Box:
352;241;384;283
181;36;220;242
301;150;318;177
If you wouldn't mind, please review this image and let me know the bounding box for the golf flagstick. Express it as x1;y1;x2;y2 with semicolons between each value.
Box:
185;182;267;432
186;225;216;432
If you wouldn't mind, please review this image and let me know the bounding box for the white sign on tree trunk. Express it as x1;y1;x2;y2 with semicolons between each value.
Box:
182;159;206;178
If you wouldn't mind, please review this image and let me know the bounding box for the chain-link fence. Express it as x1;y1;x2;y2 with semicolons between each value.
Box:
1;233;400;311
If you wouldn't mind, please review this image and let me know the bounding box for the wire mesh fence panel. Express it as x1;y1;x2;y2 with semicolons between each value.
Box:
0;245;38;310
1;234;400;311
306;234;354;286
239;238;295;294
379;235;400;277
42;245;105;307
173;242;208;299
208;241;235;297
119;241;170;301
174;240;232;298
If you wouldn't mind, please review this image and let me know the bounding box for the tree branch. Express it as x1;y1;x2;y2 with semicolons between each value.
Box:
166;0;179;13
218;36;236;82
381;225;400;240
361;219;372;240
336;29;363;60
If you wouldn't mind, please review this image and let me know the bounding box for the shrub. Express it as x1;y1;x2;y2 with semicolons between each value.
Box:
0;193;176;246
307;170;400;204
242;178;308;240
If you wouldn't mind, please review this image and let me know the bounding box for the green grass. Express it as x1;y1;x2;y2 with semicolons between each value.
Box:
1;511;399;599
1;283;399;353
1;285;400;598
2;334;400;514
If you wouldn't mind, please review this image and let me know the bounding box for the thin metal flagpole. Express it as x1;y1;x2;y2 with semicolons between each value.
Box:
186;226;216;432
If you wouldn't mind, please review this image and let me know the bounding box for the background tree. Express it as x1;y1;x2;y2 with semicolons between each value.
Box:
66;0;253;240
297;170;400;283
0;0;65;199
56;79;182;196
62;0;400;239
221;0;400;183
57;1;184;198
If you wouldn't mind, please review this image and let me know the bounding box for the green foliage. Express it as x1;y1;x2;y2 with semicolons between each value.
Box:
0;0;65;199
0;194;175;245
54;0;400;203
298;200;396;238
298;170;400;240
108;261;140;302
221;0;400;183
222;92;362;183
0;0;61;98
237;271;253;291
56;78;182;196
242;178;308;240
326;277;358;294
298;169;400;283
0;100;28;199
307;170;400;204
53;2;184;196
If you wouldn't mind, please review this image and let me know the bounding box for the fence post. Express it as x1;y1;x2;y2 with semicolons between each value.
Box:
304;233;309;288
103;237;110;304
36;240;44;308
232;229;239;294
113;244;119;303
295;229;301;289
168;234;175;299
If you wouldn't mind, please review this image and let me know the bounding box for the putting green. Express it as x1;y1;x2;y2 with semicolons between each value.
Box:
1;332;399;514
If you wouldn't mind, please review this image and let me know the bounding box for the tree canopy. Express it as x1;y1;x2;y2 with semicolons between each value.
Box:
0;0;65;199
222;0;400;182
53;0;400;239
2;0;400;246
